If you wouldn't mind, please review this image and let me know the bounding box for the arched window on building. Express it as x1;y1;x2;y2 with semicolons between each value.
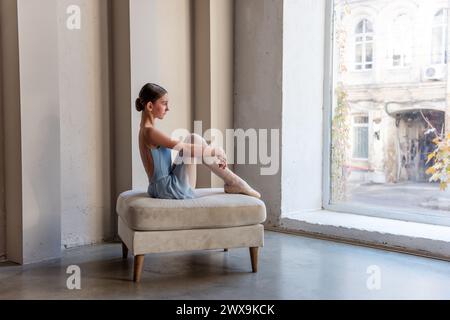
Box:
392;14;412;67
431;8;448;65
354;19;373;70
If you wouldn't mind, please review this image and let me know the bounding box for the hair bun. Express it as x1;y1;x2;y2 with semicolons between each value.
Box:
135;98;144;112
136;83;168;112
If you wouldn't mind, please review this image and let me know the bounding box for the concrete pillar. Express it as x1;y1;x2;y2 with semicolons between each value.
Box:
234;0;283;225
110;0;132;239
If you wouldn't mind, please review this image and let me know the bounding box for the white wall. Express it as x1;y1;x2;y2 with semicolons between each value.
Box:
17;0;61;263
57;0;113;248
130;0;194;190
281;0;325;216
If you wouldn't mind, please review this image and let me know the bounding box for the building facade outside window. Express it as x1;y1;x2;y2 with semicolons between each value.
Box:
328;0;450;226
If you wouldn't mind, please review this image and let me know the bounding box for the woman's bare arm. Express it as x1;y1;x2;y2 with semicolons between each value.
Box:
143;127;215;157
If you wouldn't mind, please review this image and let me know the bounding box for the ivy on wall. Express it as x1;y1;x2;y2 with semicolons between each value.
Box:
331;85;351;201
331;2;351;202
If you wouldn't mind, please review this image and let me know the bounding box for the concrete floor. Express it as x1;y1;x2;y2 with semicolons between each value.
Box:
1;231;450;299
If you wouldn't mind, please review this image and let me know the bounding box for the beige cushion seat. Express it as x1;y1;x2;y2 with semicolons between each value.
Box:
117;188;267;282
117;188;266;231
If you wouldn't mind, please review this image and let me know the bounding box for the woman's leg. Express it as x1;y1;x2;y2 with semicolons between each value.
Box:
174;133;261;198
173;134;202;189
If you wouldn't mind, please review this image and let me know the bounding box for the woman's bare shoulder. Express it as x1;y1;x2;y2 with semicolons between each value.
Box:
141;126;180;150
140;126;158;149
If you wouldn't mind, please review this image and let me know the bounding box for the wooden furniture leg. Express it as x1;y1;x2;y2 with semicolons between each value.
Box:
133;255;145;282
249;247;258;273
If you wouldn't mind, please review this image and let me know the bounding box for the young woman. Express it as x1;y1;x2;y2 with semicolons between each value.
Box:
136;83;261;200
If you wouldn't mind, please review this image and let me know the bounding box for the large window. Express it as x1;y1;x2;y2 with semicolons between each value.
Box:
328;0;450;226
431;8;448;65
354;19;373;70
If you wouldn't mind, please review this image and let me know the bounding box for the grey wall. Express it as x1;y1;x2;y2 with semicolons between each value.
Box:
234;0;283;226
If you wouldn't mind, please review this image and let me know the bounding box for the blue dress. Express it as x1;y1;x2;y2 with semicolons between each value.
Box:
147;146;196;199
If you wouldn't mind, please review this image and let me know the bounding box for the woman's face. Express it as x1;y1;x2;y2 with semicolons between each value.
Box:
148;94;169;119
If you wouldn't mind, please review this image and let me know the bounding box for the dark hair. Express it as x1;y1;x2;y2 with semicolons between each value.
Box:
135;83;168;112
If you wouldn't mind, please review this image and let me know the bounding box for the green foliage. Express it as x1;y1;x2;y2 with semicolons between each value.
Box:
331;84;351;201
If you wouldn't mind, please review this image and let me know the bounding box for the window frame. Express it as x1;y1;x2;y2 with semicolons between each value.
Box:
323;0;450;227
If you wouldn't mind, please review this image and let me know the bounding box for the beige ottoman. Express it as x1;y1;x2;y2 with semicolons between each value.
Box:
117;188;266;282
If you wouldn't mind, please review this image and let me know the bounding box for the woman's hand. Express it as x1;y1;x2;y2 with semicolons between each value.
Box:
216;155;227;169
214;147;227;169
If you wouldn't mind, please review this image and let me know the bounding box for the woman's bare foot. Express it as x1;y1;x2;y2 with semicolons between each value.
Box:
224;183;261;198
